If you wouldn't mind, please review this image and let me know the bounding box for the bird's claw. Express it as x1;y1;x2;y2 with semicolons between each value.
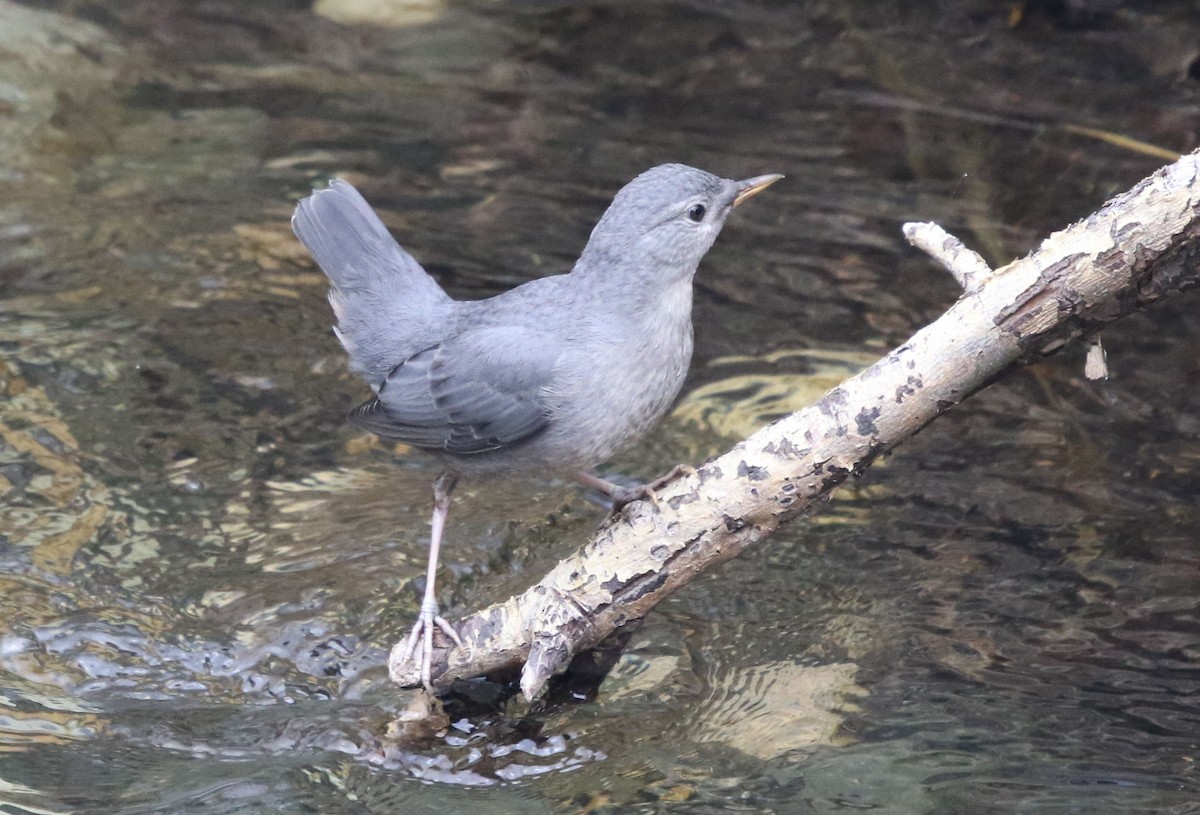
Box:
397;601;465;692
608;483;657;512
609;463;697;512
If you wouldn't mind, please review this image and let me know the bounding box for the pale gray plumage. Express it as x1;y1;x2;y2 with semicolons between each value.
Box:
291;163;781;691
293;164;778;474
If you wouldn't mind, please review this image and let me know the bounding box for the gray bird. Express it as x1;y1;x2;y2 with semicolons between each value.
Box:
292;164;781;690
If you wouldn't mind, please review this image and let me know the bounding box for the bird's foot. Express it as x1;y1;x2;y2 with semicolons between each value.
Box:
609;463;698;512
395;599;465;692
646;462;697;492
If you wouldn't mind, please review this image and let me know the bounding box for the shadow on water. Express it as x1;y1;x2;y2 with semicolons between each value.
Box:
1;0;1199;811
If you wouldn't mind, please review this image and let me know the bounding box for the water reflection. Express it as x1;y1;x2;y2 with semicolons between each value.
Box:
2;0;1199;812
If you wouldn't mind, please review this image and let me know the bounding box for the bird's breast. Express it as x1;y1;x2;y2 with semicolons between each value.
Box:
542;286;696;470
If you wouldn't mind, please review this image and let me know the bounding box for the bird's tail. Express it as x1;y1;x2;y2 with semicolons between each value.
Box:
292;179;451;383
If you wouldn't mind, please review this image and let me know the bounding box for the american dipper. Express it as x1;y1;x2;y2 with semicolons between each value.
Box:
292;164;781;690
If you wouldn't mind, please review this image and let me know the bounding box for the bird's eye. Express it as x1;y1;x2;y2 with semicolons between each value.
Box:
686;204;707;223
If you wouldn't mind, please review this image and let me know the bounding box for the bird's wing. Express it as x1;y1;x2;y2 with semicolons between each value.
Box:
349;324;562;455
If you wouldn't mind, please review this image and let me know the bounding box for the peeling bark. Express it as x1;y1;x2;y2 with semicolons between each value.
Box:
391;149;1200;701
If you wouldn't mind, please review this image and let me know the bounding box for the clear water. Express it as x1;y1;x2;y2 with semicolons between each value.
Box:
1;0;1198;811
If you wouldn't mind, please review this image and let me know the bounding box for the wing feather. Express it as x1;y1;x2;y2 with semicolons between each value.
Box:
348;325;561;455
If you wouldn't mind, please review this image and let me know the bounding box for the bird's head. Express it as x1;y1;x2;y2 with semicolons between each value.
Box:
575;163;782;287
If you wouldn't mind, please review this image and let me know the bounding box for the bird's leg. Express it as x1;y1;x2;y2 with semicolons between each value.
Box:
396;470;465;692
574;464;697;512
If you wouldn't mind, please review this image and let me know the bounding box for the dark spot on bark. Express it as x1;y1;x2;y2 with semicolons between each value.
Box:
667;492;698;510
650;544;670;560
764;437;807;459
819;388;848;417
601;575;627;593
723;514;745;532
894;374;923;403
475;607;506;642
699;466;722;483
852;439;888;476
620;570;668;603
819;461;851;491
855;406;881;436
737;460;769;481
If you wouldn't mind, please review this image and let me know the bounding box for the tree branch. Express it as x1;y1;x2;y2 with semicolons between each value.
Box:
391;149;1200;700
